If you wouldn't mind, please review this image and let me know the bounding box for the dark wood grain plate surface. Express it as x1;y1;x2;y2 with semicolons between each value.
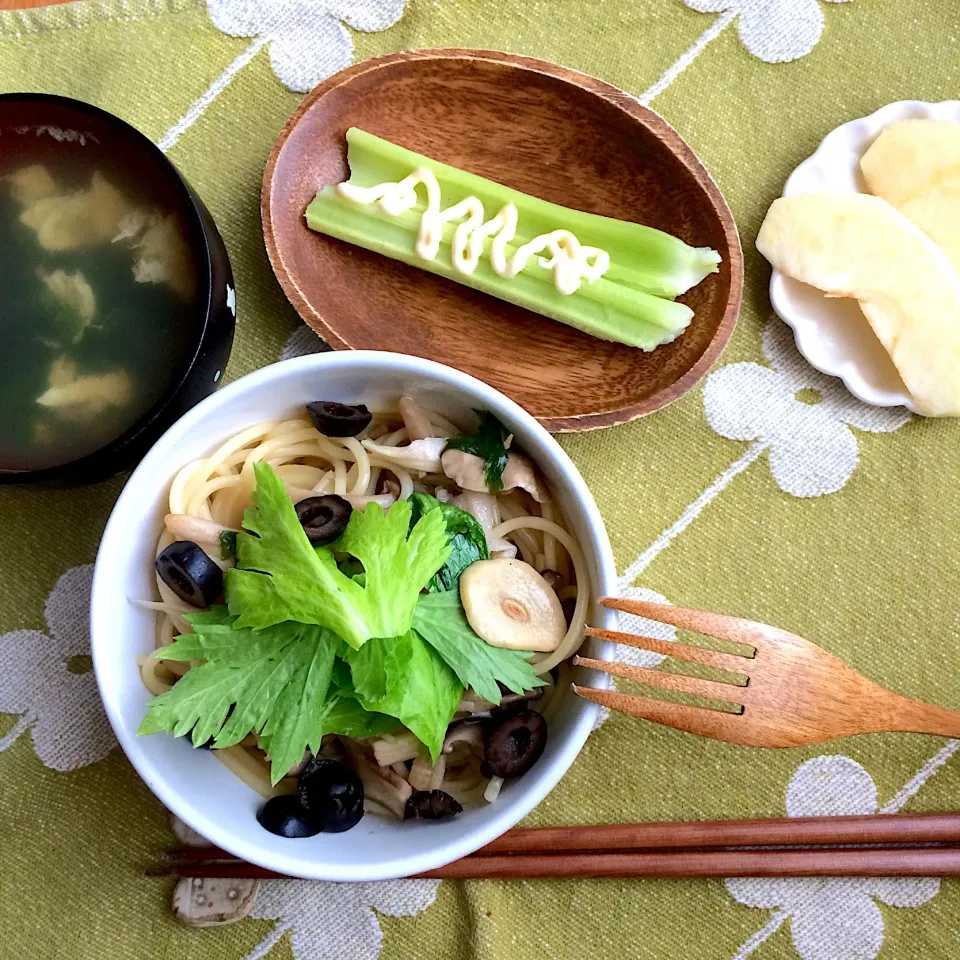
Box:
263;49;742;431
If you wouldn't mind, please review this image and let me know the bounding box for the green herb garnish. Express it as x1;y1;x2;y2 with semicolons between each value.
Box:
445;411;510;493
412;590;545;705
218;530;237;560
139;462;544;775
408;492;489;591
225;462;450;648
138;607;338;784
343;631;463;760
318;695;398;740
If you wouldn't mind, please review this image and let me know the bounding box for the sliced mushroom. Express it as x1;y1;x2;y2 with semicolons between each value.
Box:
408;755;446;792
404;790;463;820
482;710;548;778
460;558;566;652
442;721;485;754
443;449;547;502
441;449;487;491
362;437;447;473
372;732;422;767
502;453;548;503
356;757;413;820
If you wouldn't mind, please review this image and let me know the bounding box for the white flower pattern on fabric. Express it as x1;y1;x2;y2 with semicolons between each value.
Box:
592;587;676;730
684;0;853;64
726;755;940;960
207;0;406;92
703;322;910;498
242;877;440;960
0;564;114;770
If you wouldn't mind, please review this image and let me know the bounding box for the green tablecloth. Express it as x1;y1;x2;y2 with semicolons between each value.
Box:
2;2;959;958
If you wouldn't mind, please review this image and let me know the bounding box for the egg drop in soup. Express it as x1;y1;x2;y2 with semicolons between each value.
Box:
0;125;204;471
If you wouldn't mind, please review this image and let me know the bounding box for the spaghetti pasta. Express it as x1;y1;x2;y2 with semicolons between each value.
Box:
139;398;590;819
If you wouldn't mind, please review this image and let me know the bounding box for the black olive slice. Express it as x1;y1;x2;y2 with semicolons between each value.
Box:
257;794;321;839
294;495;352;546
306;401;373;438
155;540;223;608
298;758;364;833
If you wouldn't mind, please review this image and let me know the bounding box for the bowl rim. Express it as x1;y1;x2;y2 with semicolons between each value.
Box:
0;92;223;484
261;47;743;433
91;349;617;881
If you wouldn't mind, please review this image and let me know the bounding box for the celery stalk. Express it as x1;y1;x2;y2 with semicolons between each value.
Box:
306;191;690;348
304;128;721;350
342;129;720;298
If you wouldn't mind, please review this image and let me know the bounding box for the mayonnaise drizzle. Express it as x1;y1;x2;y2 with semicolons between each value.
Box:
336;166;609;296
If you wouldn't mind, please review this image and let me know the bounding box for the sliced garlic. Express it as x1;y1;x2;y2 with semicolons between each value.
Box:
460;558;565;652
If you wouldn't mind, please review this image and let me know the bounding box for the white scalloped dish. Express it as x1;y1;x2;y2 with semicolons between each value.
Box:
771;100;960;414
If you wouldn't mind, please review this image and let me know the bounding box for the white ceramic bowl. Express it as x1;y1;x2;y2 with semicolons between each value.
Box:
91;351;616;881
772;100;960;414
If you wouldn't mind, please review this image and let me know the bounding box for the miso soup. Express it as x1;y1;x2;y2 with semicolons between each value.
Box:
0;111;206;473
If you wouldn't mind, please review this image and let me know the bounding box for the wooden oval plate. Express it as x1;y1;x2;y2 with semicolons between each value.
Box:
263;49;742;432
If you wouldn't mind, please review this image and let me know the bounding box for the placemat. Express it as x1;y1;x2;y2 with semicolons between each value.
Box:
1;2;959;958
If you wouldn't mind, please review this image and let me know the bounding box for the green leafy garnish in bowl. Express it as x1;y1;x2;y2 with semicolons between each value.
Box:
226;461;450;647
443;411;511;493
408;491;489;589
139;461;545;781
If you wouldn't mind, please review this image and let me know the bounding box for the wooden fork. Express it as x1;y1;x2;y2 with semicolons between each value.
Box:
573;598;960;747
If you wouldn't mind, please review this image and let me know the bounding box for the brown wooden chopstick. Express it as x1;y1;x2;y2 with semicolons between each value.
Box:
474;811;960;853
417;847;960;879
160;811;960;863
149;812;960;880
148;846;960;880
